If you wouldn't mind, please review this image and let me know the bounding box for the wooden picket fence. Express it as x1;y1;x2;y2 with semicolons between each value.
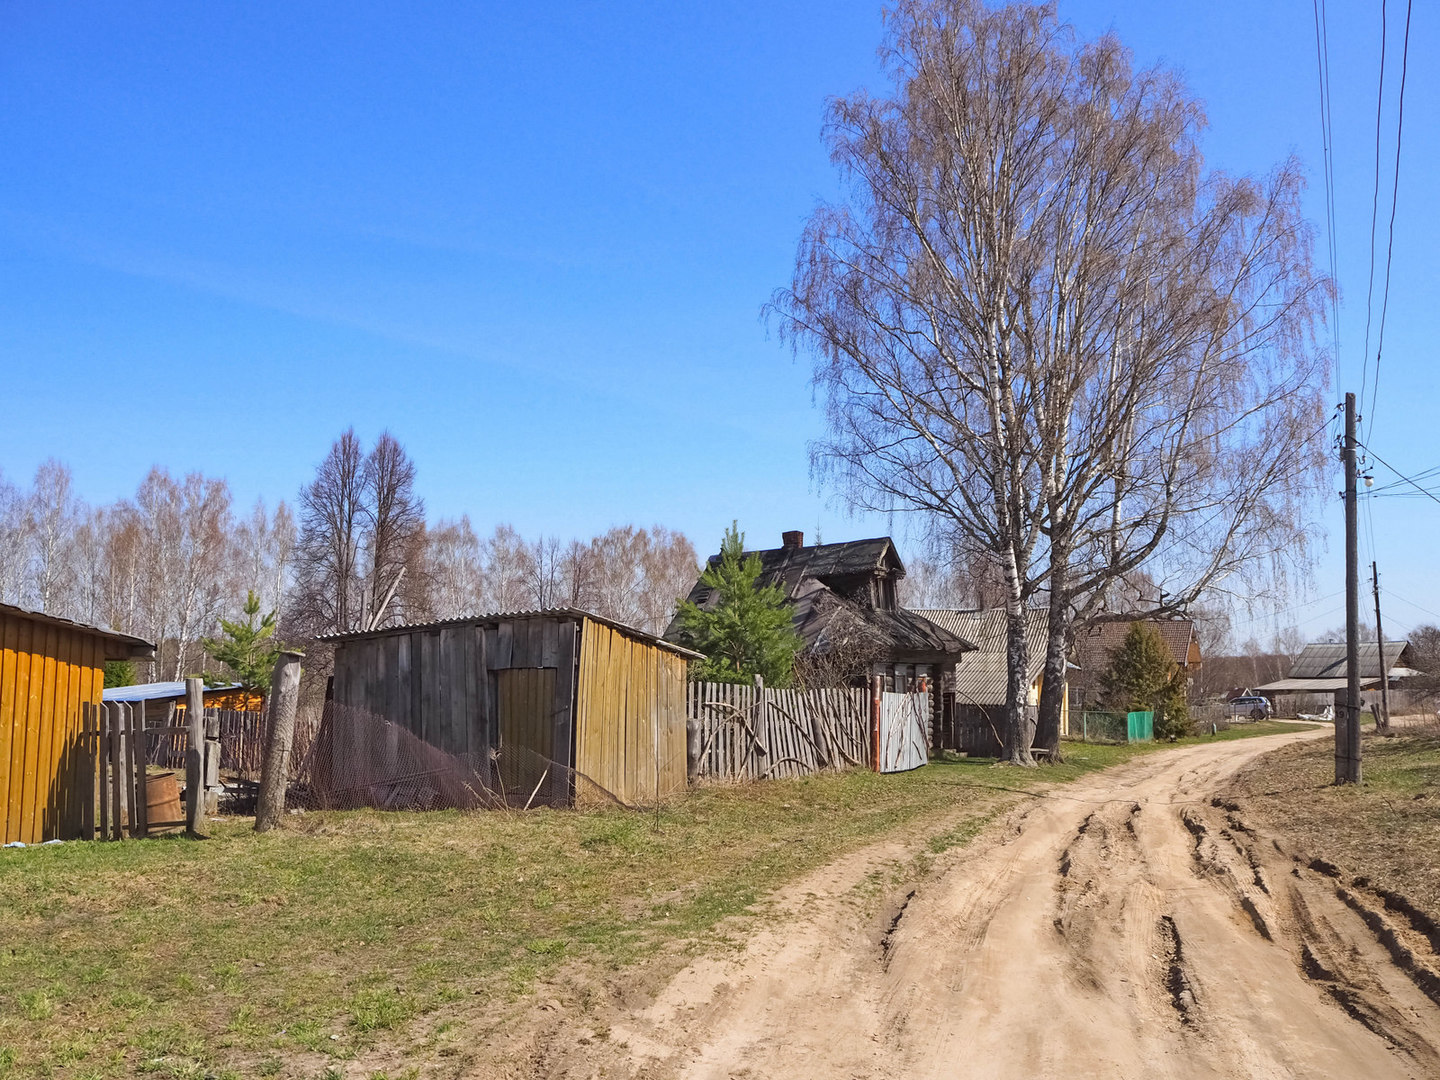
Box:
685;681;874;781
143;707;319;782
79;701;190;840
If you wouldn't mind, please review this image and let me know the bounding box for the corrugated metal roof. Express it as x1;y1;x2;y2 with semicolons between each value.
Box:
1252;676;1381;693
1287;640;1411;680
913;608;1050;705
319;607;705;660
0;602;155;659
102;680;242;703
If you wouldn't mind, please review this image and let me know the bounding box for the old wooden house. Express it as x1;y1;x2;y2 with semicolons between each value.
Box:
1;603;154;844
668;532;973;691
321;609;702;808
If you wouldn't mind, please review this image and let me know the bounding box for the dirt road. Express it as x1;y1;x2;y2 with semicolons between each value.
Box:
572;730;1440;1079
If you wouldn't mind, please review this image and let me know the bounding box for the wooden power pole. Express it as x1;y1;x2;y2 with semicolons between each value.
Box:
1338;393;1362;784
1373;562;1391;733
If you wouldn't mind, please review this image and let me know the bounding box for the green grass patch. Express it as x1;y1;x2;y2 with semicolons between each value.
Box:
1226;721;1440;919
0;720;1298;1078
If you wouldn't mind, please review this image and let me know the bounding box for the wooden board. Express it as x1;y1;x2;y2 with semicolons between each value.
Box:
496;667;556;805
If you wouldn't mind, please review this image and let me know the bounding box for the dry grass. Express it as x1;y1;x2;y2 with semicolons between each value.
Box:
0;722;1299;1079
1225;721;1440;920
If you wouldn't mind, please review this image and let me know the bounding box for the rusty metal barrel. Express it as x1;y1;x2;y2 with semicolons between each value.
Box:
144;772;184;834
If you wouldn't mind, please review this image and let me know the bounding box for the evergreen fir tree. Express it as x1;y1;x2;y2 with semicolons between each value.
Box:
674;522;804;686
103;660;137;689
202;590;281;699
1099;622;1190;739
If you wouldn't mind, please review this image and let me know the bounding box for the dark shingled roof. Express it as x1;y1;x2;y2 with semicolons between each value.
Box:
669;537;972;660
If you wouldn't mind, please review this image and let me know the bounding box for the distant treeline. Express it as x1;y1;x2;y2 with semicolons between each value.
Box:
0;429;699;682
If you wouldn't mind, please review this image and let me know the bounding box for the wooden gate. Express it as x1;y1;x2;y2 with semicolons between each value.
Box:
496;668;556;803
878;691;929;773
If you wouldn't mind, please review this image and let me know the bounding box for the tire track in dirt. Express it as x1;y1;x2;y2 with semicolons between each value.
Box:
528;729;1440;1080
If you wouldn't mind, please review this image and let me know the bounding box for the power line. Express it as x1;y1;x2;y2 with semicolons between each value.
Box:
1367;0;1414;443
1384;591;1440;625
1312;0;1343;384
1357;440;1440;507
1229;590;1345;629
1359;0;1390;418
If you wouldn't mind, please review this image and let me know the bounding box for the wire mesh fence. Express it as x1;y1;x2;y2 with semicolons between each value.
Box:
272;701;640;814
1072;710;1154;744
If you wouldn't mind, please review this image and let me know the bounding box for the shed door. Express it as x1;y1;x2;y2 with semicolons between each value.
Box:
496;668;557;802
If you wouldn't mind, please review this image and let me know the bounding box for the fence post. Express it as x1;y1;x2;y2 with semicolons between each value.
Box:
130;701;148;838
204;709;222;815
256;651;305;833
185;679;207;838
871;674;883;772
753;674;767;764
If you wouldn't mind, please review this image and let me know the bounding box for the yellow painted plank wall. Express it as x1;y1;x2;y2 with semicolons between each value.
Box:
0;612;105;844
573;619;688;807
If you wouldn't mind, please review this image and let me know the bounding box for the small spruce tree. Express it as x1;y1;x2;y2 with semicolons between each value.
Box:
103;660;138;689
674;522;804;686
202;590;282;700
1099;622;1190;739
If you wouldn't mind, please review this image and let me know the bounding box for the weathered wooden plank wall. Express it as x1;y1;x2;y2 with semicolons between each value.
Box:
0;610;109;844
685;682;873;782
573;618;689;808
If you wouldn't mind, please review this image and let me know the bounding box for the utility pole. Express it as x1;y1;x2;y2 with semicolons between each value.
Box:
1373;561;1391;734
1339;393;1362;784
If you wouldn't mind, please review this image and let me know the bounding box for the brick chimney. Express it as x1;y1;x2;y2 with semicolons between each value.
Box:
782;530;804;549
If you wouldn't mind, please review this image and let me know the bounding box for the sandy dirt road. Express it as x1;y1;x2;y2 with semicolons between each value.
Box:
562;729;1440;1079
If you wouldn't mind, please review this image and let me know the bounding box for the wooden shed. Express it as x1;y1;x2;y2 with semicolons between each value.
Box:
321;609;702;808
1;604;155;844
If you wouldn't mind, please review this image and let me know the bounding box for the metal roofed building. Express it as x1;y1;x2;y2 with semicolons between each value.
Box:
1;603;154;843
1254;639;1414;696
321;608;702;809
913;608;1071;753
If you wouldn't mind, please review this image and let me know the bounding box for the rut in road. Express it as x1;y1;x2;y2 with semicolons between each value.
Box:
554;730;1440;1080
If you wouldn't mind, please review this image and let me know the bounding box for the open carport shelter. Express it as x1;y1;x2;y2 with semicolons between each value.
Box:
321;609;702;808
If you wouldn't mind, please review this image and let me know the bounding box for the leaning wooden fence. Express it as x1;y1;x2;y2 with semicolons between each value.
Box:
79;701;191;840
685;681;872;781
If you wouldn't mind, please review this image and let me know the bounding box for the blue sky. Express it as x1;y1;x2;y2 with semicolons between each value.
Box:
1;2;1434;644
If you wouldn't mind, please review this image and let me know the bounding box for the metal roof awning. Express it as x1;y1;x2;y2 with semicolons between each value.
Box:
1252;677;1381;694
103;681;242;703
0;602;155;660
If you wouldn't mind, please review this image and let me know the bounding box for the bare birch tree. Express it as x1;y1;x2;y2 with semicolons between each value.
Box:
292;430;366;636
0;471;28;607
425;515;486;619
26;459;80;614
775;0;1328;761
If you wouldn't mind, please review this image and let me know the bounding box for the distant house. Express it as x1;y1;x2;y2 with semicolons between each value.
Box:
1;603;154;844
913;607;1068;754
1071;618;1203;702
103;680;259;713
667;532;974;692
1253;639;1414;697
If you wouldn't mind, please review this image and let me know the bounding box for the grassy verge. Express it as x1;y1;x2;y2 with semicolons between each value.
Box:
1224;721;1440;921
0;721;1299;1079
